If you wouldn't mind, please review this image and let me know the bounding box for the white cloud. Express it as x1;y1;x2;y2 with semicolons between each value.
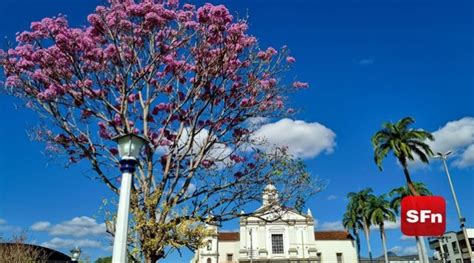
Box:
327;195;338;201
454;144;474;168
41;237;103;250
400;234;415;241
408;117;474;168
246;117;269;127
319;221;344;231
430;117;474;167
30;216;106;238
0;219;22;233
390;245;418;255
370;218;400;230
429;117;474;153
252;119;336;159
31;221;51;231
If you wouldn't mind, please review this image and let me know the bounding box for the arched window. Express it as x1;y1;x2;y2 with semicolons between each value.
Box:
207;258;212;263
206;240;212;250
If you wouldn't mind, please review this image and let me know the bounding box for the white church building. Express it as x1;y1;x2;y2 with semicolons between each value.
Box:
191;184;358;263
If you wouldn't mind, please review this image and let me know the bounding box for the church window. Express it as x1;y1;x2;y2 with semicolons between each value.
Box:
207;240;212;250
227;254;233;262
206;258;212;263
336;253;343;263
271;234;284;254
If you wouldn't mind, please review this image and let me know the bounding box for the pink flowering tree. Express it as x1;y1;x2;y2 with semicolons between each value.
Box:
1;0;320;261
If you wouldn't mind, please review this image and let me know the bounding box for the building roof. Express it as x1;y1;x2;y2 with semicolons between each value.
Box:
314;231;353;240
218;232;240;241
216;231;353;241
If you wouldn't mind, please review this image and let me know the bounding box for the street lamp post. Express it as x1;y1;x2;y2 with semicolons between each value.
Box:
112;134;148;263
435;151;474;262
70;246;81;262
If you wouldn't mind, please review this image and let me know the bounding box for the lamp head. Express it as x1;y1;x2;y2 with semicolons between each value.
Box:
112;133;149;160
436;150;452;159
70;246;81;261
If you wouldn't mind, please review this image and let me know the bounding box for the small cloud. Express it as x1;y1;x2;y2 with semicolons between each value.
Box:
390;245;419;255
31;221;51;231
359;58;374;65
453;144;474;168
400;234;415;241
30;216;106;238
327;195;338;201
41;237;103;250
252;119;336;159
371;218;400;230
0;219;22;233
319;221;344;231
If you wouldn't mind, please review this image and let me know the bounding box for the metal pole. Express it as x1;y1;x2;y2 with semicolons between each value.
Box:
438;153;473;262
112;159;137;263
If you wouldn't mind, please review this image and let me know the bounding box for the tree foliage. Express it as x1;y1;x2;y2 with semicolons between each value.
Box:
0;1;320;261
0;234;50;263
346;188;375;261
371;116;434;195
389;182;432;214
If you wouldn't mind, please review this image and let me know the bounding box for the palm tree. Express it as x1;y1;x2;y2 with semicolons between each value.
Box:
366;195;396;263
347;188;375;262
389;182;432;262
343;208;363;261
371;117;434;196
371;117;434;263
389;182;432;213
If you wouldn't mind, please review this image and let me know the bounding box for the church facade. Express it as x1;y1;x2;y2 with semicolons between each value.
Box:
191;185;358;263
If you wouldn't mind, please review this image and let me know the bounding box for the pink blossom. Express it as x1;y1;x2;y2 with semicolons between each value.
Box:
113;114;122;126
286;56;296;63
167;0;179;8
5;76;21;87
183;4;195;11
230;154;245;163
128;93;138;103
292;81;309;89
109;148;119;155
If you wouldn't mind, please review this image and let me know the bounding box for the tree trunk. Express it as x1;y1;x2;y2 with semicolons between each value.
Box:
145;253;160;263
363;223;373;262
402;165;419;196
145;257;157;263
354;229;361;262
380;224;389;263
403;165;430;263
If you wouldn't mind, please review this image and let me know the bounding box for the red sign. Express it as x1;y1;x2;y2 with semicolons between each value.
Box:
401;196;446;236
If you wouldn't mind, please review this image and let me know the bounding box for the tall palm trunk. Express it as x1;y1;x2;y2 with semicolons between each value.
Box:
379;224;389;263
353;228;361;262
403;165;429;263
402;165;418;197
363;222;373;262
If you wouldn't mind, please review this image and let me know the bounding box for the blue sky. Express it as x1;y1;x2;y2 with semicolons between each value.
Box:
0;0;473;261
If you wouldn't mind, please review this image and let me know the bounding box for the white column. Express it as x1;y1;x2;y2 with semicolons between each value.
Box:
112;171;133;263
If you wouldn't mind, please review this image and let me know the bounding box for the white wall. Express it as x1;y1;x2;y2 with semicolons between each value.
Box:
315;240;357;263
218;241;240;263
